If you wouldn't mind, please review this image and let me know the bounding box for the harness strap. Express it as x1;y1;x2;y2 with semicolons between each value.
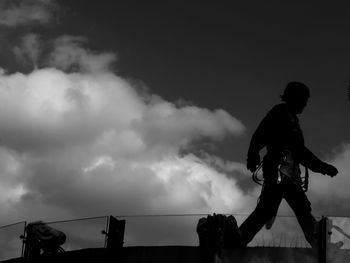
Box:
252;162;263;186
302;167;309;192
251;160;309;192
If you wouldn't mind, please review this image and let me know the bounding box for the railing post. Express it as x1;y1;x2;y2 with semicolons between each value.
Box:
105;216;125;249
104;216;110;248
21;221;27;258
318;216;327;263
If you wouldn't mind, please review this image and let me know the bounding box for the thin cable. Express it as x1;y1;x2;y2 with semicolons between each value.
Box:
3;212;350;227
114;213;302;219
45;215;109;225
252;162;264;186
115;213;210;218
0;214;298;228
0;221;26;230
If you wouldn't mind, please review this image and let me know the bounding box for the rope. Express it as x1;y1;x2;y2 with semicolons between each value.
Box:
252;162;264;185
302;167;309;192
251;160;309;193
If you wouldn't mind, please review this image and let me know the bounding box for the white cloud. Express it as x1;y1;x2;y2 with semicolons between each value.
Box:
3;32;349;252
309;143;350;216
48;36;117;72
13;34;41;69
0;50;249;249
135;102;244;151
3;34;349;249
0;0;57;26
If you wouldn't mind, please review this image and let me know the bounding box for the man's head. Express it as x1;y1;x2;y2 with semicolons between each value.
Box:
281;81;310;114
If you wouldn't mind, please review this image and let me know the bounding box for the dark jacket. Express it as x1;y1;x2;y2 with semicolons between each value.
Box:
247;103;326;183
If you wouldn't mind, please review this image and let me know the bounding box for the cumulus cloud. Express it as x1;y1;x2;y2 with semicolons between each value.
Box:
309;143;350;217
48;36;117;72
0;0;57;26
0;1;347;257
0;37;252;253
1;33;348;257
2;33;349;251
13;33;41;69
0;66;247;218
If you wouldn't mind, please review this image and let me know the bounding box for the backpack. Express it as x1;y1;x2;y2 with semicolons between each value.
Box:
196;214;240;252
25;221;66;253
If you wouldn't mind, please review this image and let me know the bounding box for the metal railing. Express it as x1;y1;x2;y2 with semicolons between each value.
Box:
0;214;349;262
45;216;109;252
0;221;26;261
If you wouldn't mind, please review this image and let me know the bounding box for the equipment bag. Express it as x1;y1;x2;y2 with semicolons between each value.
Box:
196;214;240;252
26;221;66;251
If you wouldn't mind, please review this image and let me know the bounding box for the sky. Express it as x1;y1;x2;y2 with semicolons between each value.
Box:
0;0;349;255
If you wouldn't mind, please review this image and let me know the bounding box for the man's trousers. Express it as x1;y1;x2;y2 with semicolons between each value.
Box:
239;179;318;247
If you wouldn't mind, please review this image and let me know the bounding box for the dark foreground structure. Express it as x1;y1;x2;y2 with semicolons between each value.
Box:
1;215;349;263
1;246;350;263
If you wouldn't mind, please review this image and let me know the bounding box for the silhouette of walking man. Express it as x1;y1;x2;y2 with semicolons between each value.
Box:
238;81;338;248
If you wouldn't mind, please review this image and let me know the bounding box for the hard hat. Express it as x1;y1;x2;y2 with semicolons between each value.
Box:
281;81;310;102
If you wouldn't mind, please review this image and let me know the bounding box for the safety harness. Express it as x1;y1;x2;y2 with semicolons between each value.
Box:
252;160;309;192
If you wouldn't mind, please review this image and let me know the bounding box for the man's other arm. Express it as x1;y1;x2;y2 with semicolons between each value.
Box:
299;146;338;177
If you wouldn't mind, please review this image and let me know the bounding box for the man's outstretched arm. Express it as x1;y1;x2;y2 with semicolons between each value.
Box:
299;146;338;177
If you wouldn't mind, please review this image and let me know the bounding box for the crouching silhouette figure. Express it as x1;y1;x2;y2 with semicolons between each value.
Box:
238;82;339;249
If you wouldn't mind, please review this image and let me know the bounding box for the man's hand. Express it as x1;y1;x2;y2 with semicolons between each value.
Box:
321;163;338;177
247;154;260;173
